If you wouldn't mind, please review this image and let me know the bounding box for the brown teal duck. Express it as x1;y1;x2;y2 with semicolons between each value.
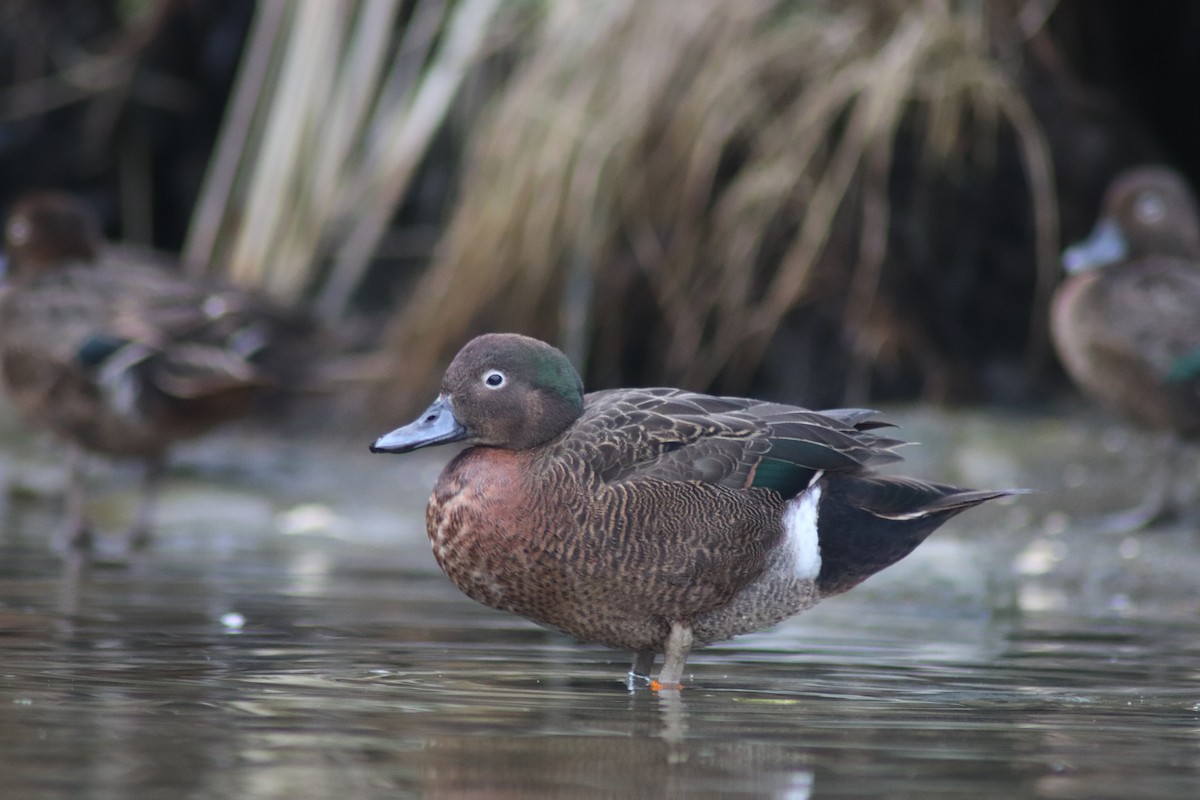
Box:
371;333;1010;689
0;191;312;550
1053;165;1200;529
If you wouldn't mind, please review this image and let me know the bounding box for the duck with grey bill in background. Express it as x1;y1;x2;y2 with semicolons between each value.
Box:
371;333;1013;690
0;191;314;552
1053;165;1200;531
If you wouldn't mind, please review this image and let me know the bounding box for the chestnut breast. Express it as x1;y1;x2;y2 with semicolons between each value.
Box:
427;446;579;623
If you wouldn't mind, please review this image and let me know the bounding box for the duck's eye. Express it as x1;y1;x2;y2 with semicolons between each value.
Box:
1133;191;1166;225
6;216;29;246
483;370;506;389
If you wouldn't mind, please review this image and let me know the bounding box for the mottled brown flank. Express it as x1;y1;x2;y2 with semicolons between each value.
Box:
429;437;796;652
1053;262;1200;436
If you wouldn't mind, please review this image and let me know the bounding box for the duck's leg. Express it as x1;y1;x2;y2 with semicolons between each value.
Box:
627;650;655;688
651;622;693;691
58;443;93;550
126;454;164;550
1093;433;1178;533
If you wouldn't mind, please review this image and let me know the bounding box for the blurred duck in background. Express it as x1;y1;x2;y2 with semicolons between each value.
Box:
1051;166;1200;530
0;191;314;551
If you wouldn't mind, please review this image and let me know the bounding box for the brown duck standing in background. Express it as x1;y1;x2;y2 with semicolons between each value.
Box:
1051;166;1200;530
0;191;312;550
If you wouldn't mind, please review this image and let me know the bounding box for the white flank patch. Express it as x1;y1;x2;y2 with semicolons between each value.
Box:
781;477;822;580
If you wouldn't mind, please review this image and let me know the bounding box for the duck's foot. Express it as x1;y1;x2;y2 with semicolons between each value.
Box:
1086;434;1192;533
122;457;162;551
54;521;95;552
1089;466;1176;533
652;622;693;691
1088;502;1177;534
58;445;94;551
627;650;656;689
123;523;153;552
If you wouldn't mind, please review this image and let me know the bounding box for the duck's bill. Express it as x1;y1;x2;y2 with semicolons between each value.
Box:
370;396;467;453
1061;218;1128;273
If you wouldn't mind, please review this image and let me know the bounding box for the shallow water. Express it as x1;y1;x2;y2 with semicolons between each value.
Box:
1;406;1198;799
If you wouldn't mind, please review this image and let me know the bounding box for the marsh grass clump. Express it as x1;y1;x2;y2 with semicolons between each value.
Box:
376;0;1057;412
184;0;506;314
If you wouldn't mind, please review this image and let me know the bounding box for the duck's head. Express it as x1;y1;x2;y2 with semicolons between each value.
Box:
3;191;102;282
371;333;585;454
1063;166;1200;274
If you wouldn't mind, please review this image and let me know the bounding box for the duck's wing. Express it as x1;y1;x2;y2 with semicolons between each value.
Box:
0;262;274;417
117;265;317;391
573;387;905;497
97;264;277;400
1090;259;1200;389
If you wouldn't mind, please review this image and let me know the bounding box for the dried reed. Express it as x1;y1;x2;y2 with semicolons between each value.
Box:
377;0;1057;411
183;0;504;317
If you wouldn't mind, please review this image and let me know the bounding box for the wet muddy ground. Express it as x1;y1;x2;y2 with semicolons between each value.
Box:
0;401;1198;799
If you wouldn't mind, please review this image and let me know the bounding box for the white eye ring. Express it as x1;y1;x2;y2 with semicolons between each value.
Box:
1134;192;1165;225
6;216;30;245
483;369;506;389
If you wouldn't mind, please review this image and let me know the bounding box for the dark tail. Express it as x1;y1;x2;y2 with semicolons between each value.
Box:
815;474;1015;597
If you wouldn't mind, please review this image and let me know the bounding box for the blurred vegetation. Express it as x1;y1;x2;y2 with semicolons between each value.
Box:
0;0;1192;418
379;0;1059;413
0;0;248;247
182;0;506;317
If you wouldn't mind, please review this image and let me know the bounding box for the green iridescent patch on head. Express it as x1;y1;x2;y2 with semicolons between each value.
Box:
532;346;584;411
